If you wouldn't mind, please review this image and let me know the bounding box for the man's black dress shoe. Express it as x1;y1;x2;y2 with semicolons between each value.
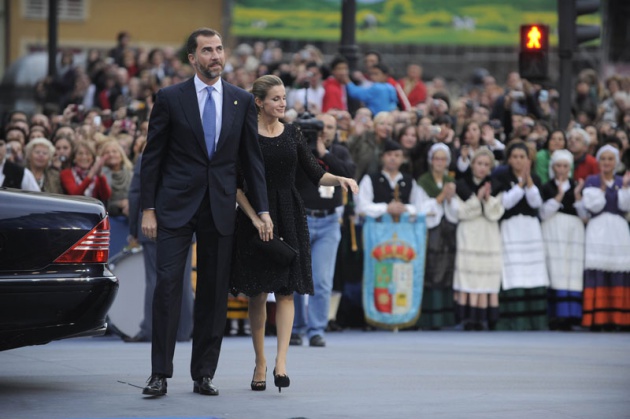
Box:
309;335;326;347
193;377;219;396
142;374;167;396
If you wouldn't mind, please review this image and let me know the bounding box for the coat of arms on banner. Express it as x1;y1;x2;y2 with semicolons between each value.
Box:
362;214;426;329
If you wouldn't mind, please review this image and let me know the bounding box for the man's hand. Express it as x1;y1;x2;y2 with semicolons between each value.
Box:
258;213;274;241
387;201;407;216
141;209;157;241
316;135;327;158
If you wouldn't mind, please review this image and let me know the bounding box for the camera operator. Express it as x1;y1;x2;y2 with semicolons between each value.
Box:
291;113;356;348
288;62;324;114
490;73;543;140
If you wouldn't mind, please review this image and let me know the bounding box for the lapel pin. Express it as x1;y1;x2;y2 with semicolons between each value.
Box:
234;100;238;105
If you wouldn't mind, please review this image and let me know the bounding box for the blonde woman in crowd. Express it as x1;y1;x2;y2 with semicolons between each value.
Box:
60;140;111;205
347;111;394;179
453;148;504;330
100;139;133;217
539;150;587;330
24;138;62;194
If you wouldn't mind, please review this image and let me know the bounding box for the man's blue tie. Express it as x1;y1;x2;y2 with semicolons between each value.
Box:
202;86;216;159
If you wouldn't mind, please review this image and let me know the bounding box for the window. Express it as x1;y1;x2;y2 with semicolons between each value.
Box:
23;0;86;21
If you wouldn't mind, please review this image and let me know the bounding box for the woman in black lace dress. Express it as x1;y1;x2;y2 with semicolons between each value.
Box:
232;75;358;392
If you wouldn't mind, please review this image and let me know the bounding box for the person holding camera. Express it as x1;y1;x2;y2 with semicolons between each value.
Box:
291;113;356;348
490;73;543;140
288;61;324;114
231;75;358;392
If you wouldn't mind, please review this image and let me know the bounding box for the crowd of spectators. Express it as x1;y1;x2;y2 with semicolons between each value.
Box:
2;31;630;333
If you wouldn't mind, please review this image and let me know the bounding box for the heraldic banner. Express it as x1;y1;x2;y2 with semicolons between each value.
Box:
362;213;427;329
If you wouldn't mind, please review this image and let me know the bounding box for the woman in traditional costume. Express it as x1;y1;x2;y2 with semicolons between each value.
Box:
581;145;630;331
539;149;587;330
416;143;458;329
453;148;504;330
492;141;549;330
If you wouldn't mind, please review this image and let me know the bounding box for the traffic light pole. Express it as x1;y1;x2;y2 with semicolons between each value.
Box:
557;0;601;130
558;49;573;130
339;0;359;71
47;0;58;78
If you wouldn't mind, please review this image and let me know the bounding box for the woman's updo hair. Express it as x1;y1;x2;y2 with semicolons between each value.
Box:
251;75;284;103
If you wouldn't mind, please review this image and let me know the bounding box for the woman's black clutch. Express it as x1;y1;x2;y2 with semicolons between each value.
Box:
251;235;298;266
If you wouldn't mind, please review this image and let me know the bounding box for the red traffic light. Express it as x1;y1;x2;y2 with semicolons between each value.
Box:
520;24;549;51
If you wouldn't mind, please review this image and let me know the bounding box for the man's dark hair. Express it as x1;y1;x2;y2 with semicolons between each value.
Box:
305;61;319;71
117;31;129;44
364;50;382;63
433;114;453;127
371;63;390;75
4;124;27;138
186;28;222;55
8;110;28;123
601;135;623;150
329;55;348;70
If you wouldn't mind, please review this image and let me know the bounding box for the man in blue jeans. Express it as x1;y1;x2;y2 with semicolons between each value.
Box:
292;113;356;347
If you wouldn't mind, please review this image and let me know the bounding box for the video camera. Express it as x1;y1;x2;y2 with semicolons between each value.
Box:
293;111;323;153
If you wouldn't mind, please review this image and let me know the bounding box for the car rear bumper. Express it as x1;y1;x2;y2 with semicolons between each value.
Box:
0;271;119;351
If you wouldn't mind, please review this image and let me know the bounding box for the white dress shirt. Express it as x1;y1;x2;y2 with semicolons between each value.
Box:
356;171;423;218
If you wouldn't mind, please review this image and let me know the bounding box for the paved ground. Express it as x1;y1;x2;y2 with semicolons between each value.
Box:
0;330;629;419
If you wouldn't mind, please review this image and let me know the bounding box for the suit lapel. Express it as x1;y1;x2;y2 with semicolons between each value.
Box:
179;78;207;155
216;80;236;153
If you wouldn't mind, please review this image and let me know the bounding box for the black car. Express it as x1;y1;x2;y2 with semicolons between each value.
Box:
0;188;119;351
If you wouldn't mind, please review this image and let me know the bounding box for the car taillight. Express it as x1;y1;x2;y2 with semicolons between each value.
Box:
54;217;110;263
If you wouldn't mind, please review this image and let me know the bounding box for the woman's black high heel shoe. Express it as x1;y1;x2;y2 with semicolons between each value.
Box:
273;368;290;393
251;367;267;391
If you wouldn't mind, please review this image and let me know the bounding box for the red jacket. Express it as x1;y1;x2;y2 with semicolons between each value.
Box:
573;154;599;181
398;78;427;107
60;168;112;202
322;77;347;112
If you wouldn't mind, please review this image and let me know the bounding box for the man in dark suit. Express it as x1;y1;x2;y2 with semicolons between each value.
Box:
140;28;271;397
